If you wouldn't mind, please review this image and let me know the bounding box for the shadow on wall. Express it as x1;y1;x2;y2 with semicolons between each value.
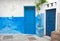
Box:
0;17;24;34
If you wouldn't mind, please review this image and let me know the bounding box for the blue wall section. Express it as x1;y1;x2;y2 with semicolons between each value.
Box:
36;13;44;37
0;14;44;35
0;17;24;34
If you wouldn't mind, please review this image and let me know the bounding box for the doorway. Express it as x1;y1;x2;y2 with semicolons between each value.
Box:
46;9;56;36
24;6;36;34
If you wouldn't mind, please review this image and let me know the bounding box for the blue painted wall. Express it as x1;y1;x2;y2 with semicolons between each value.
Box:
36;13;44;37
0;6;36;34
0;15;44;35
0;17;24;34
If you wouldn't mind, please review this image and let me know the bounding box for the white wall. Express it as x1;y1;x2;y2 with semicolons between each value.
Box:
56;0;60;31
40;0;57;13
57;0;60;13
0;0;35;17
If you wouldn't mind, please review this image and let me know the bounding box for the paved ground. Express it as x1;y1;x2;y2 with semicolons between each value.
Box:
0;34;51;41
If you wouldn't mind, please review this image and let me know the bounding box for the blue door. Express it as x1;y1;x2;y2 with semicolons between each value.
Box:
24;6;36;34
46;9;56;36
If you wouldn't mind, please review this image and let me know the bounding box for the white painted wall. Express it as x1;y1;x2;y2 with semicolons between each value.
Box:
56;0;60;31
0;0;35;17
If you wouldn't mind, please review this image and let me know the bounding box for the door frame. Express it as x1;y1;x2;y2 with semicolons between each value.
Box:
45;8;56;36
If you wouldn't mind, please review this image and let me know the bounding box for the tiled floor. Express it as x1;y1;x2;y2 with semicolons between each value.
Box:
0;34;51;41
